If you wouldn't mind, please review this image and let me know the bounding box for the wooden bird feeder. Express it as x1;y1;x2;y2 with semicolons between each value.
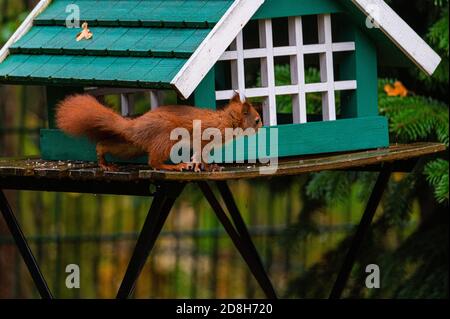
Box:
0;0;441;164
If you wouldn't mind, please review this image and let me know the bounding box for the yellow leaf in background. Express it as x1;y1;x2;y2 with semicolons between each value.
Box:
384;81;409;97
393;172;407;182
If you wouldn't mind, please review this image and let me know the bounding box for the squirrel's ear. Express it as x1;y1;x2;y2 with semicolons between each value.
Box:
230;91;241;104
231;91;247;103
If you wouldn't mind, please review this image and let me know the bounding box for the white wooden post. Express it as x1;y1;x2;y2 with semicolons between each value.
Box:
318;14;336;121
230;32;246;101
150;90;160;110
121;94;134;116
259;19;277;126
289;16;307;124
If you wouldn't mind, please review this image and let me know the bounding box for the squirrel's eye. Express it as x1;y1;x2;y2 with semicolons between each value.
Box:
255;118;261;125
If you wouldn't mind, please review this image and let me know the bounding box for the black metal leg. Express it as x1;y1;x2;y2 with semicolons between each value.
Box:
198;182;277;299
117;183;185;299
216;181;275;291
329;164;393;299
0;190;53;299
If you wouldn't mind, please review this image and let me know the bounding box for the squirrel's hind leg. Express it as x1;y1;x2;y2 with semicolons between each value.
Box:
149;156;193;172
149;144;201;172
96;143;119;172
152;163;194;172
149;152;194;172
96;141;144;171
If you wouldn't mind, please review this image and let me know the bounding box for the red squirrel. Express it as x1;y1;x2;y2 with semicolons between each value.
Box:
55;93;262;172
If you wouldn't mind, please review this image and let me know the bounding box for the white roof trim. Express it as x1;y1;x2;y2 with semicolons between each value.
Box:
351;0;441;76
0;0;53;63
171;0;265;99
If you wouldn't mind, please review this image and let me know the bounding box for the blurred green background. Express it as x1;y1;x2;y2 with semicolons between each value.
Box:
0;0;448;299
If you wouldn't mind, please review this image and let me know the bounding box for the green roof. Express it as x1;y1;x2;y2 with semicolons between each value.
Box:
0;0;440;94
1;54;186;88
0;0;234;89
35;0;232;27
10;26;210;58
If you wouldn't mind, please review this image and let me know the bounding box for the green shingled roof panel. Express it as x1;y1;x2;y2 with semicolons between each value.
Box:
35;0;234;27
10;26;210;57
0;0;234;87
0;54;187;88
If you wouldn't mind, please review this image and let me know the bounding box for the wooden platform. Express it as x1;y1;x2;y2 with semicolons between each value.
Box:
0;143;446;186
0;142;446;299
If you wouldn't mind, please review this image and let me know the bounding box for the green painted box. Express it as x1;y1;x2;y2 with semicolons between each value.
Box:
40;116;389;164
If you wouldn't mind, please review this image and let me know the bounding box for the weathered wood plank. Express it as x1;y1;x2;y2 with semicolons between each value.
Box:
137;143;447;181
1;144;446;185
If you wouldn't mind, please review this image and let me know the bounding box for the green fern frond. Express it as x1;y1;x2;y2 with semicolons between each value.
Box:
428;6;449;57
383;171;418;226
306;171;358;205
424;159;449;203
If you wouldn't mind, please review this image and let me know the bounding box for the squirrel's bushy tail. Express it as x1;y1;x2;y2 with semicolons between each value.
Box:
56;94;131;141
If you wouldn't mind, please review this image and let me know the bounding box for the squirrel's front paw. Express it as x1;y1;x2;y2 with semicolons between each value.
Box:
173;163;200;172
193;163;203;173
204;164;224;172
185;162;202;173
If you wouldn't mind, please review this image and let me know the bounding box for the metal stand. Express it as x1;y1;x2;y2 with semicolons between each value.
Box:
198;182;277;299
0;167;392;300
329;164;393;299
117;182;186;299
117;181;276;299
0;190;53;299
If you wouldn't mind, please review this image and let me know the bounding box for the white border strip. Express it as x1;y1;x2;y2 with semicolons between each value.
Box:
0;0;52;63
219;42;355;60
170;0;265;99
215;80;357;100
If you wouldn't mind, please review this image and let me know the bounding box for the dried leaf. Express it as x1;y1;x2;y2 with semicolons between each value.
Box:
76;22;93;42
384;81;409;97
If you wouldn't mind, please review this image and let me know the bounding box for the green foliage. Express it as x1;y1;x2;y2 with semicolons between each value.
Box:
306;171;359;205
379;79;449;203
427;7;449;57
421;2;449;88
381;166;421;227
0;5;28;44
372;213;449;298
424;159;449;203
